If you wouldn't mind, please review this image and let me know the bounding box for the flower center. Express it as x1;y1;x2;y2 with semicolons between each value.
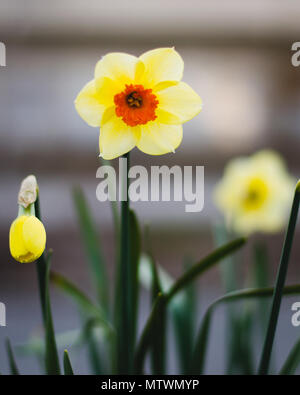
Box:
242;178;268;211
114;84;159;127
126;91;143;108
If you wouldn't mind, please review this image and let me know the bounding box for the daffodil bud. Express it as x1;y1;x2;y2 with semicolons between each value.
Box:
10;175;46;263
9;215;46;263
18;175;38;208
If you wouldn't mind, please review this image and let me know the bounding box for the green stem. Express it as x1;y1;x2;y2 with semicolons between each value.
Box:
116;152;133;374
258;181;300;375
34;197;47;326
5;338;20;375
35;196;61;374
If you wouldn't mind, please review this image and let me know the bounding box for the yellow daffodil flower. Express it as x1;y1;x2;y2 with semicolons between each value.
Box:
214;150;295;235
75;48;202;159
9;215;46;263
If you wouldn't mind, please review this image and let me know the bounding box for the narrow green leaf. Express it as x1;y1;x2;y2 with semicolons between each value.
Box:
212;224;241;374
51;270;114;374
149;255;166;375
135;238;246;373
166;237;246;300
16;329;82;359
258;182;300;375
139;254;173;293
213;224;238;292
50;271;112;334
252;241;271;374
99;158;120;247
134;293;166;375
172;259;197;374
190;284;300;375
72;186;109;315
279;337;300;375
129;209;142;345
5;338;20;375
63;350;74;375
81;316;115;375
86;332;103;375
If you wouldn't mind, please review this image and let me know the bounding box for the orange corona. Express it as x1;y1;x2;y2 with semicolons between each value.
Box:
114;84;159;127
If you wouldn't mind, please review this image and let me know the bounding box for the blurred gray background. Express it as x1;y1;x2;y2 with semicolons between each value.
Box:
1;0;300;374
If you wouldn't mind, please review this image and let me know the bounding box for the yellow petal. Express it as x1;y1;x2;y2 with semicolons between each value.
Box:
22;216;46;259
9;215;46;263
137;122;182;155
95;76;123;108
9;216;28;261
139;48;184;86
101;106;115;126
95;52;138;84
156;109;181;125
157;82;202;124
153;80;179;92
74;80;106;127
99;115;140;160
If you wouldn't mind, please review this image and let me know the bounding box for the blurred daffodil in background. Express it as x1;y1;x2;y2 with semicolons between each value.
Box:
9;175;46;263
214;150;295;235
75;48;202;159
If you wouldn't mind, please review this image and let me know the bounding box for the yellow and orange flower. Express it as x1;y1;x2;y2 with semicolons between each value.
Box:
75;48;202;159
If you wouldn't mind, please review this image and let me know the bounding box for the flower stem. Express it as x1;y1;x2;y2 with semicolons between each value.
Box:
34;196;47;325
258;181;300;375
35;195;61;374
116;152;133;374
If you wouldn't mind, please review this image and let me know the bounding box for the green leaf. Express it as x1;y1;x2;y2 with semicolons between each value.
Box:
149;255;167;375
5;338;20;375
253;241;270;336
129;209;142;344
81;316;115;375
16;329;82;358
258;182;300;375
166;237;246;301
279;337;300;375
135;238;246;373
139;254;173;293
172;258;197;374
51;270;115;374
134;293;165;374
63;350;74;375
250;241;272;372
212;224;242;374
99;158;120;247
190;284;300;375
72;186;109;315
50;271;113;334
213;224;238;292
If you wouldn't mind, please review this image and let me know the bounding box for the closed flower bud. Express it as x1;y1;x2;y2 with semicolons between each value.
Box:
9;215;46;263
